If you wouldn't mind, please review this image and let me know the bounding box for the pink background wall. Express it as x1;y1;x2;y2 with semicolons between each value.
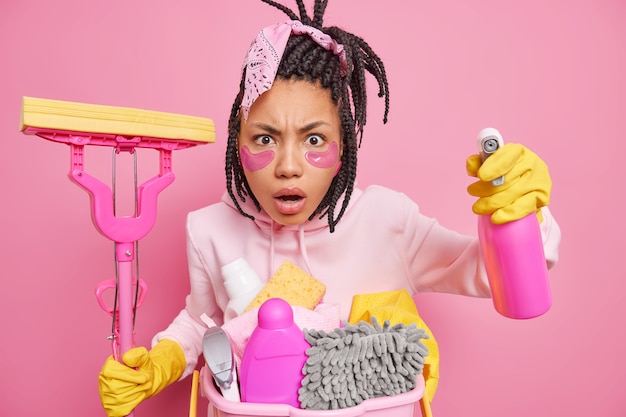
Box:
1;0;624;416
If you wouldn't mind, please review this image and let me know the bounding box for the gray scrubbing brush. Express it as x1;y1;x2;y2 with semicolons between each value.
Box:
298;317;429;410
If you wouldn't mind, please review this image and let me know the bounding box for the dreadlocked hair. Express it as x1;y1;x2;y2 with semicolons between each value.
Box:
225;0;390;232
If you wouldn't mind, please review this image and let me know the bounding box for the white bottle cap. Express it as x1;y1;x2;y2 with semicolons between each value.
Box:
221;258;264;319
222;258;262;298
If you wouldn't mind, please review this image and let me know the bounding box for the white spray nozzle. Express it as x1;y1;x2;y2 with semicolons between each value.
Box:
477;127;505;186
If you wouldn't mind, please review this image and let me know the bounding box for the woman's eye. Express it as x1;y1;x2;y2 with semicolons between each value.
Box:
305;134;324;146
254;135;274;145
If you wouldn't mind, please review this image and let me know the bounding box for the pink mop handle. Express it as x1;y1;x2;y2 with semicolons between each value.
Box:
23;119;211;417
115;242;137;357
66;140;173;417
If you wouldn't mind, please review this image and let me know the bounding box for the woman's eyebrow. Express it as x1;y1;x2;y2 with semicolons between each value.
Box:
250;122;280;135
298;120;330;133
250;120;331;134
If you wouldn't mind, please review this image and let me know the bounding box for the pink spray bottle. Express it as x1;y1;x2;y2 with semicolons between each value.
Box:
476;128;552;319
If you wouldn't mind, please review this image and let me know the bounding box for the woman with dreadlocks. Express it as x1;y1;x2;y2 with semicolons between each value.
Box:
98;1;561;416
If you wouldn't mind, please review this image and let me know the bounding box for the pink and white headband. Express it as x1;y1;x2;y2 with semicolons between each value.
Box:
240;20;348;121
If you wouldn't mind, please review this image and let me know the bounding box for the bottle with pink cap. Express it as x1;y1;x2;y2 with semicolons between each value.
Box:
238;297;310;407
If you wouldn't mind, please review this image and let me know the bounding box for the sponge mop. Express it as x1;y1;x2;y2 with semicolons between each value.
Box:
20;96;215;144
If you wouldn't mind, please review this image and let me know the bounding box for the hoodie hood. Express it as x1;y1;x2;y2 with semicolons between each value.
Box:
220;187;363;235
221;187;363;276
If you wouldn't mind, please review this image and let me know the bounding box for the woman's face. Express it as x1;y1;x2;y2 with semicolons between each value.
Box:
237;78;342;227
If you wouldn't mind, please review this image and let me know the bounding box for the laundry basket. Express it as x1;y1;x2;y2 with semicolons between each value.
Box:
200;366;425;417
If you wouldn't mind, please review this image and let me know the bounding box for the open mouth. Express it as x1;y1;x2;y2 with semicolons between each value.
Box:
274;189;306;215
279;195;302;202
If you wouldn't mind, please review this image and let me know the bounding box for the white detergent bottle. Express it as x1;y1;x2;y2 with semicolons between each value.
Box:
222;258;265;322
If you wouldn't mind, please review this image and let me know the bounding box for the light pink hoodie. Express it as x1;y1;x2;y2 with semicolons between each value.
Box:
154;185;561;377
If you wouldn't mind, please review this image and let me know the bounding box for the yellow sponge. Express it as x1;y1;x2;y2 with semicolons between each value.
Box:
20;96;215;144
244;260;326;311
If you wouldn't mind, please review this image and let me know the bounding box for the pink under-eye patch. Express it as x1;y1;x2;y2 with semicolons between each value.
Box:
305;142;340;169
240;146;274;171
240;142;341;172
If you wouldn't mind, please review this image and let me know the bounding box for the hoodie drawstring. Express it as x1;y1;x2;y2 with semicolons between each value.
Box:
267;220;313;278
299;224;313;276
269;219;276;278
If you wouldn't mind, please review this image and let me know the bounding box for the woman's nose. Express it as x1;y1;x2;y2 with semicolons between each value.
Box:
274;144;304;178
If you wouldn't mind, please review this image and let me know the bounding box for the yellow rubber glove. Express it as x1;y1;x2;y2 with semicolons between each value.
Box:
98;339;186;417
466;143;551;224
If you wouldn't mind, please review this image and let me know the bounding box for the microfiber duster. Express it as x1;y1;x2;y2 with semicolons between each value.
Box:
298;318;429;410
